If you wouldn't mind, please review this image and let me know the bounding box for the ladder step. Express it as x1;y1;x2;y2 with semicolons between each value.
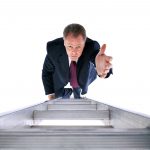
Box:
47;104;97;110
47;104;109;110
0;128;149;135
0;129;150;149
30;125;113;129
33;110;110;120
47;99;97;104
32;120;110;126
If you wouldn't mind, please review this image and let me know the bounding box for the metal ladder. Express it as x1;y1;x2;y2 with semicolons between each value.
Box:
0;98;150;149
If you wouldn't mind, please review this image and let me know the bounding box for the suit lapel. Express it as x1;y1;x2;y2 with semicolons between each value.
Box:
76;51;89;88
57;52;70;83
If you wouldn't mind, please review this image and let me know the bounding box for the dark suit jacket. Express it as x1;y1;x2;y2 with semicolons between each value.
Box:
42;37;112;95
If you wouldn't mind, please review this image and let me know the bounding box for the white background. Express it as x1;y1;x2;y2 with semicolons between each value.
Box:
0;0;150;116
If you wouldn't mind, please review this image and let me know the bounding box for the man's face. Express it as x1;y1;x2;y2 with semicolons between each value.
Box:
64;34;85;61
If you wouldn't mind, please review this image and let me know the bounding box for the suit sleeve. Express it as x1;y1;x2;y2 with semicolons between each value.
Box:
90;41;100;66
42;54;55;95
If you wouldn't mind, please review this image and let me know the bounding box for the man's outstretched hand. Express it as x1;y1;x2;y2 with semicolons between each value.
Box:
95;44;112;78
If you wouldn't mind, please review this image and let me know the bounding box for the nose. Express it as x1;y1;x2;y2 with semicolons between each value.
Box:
71;50;77;55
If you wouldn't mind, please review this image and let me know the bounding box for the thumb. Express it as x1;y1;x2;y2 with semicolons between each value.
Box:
99;44;106;55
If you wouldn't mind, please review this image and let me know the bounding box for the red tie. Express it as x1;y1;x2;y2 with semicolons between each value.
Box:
70;61;79;88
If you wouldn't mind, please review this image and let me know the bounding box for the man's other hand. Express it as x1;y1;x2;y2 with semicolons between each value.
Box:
48;94;55;100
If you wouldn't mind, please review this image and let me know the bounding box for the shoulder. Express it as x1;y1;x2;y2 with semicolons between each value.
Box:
47;37;63;47
83;38;100;57
46;38;64;54
85;38;100;50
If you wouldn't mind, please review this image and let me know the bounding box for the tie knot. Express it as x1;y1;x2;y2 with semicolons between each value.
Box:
71;61;76;65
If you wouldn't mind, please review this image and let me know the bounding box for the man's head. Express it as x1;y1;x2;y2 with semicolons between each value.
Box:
63;23;86;61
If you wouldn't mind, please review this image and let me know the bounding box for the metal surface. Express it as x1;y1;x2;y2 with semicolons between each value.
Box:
0;128;150;149
0;98;150;149
33;110;110;120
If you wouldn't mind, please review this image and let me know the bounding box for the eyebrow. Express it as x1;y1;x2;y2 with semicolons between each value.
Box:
66;43;82;46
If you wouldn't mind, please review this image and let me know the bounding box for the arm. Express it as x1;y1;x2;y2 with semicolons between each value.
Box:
42;54;55;100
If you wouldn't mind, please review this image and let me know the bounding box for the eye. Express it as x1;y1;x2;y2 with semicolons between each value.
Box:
68;46;73;49
76;46;82;51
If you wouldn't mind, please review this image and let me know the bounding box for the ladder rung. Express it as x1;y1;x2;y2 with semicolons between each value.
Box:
33;110;110;120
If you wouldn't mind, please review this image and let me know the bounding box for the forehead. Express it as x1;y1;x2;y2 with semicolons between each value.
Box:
64;34;85;45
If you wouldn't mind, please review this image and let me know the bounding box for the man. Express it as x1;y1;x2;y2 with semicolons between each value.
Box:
42;23;113;100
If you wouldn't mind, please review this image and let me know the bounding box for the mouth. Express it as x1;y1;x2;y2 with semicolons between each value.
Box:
70;56;78;61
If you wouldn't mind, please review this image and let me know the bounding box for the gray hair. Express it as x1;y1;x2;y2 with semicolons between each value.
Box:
63;23;86;40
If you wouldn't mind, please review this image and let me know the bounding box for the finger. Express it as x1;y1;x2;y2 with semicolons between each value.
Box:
100;73;107;78
104;69;110;74
105;62;112;69
106;56;113;62
102;62;111;71
99;44;106;55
